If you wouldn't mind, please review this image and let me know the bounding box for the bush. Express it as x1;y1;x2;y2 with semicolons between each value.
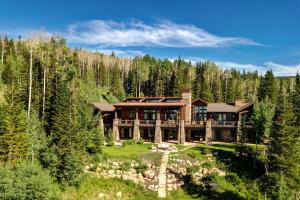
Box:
187;165;200;174
225;173;242;185
106;129;114;147
120;161;131;171
122;139;136;147
137;138;144;145
203;148;211;155
92;153;105;163
86;129;103;154
188;152;196;159
0;162;61;200
135;162;148;174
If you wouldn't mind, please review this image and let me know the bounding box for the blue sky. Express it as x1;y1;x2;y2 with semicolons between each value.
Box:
1;0;300;76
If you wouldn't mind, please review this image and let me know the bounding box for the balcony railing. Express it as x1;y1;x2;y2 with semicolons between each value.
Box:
139;120;156;125
212;120;236;127
185;121;205;125
119;119;134;126
161;120;178;128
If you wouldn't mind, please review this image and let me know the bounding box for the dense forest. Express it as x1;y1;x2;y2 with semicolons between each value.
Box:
0;35;299;200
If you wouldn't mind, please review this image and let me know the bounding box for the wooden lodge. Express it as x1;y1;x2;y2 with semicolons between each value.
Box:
92;89;255;144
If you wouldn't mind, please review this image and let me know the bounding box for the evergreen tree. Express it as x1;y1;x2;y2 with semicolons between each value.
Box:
293;72;300;125
258;70;277;102
111;65;125;100
0;87;28;163
266;85;300;199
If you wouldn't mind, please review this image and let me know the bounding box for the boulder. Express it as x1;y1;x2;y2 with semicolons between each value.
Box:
98;193;105;199
116;191;122;198
143;170;155;179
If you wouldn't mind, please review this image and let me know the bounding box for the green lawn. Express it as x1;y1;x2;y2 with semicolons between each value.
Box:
102;143;153;159
63;176;158;200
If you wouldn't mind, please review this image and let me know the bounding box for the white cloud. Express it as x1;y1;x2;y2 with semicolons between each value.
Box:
95;49;144;58
66;19;261;48
168;56;300;76
264;61;300;76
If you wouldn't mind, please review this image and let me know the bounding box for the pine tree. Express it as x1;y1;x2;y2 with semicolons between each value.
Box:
111;65;125;100
0;87;28;163
293;72;300;125
258;70;277;102
266;85;300;199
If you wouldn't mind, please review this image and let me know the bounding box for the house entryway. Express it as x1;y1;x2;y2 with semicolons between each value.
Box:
162;129;178;143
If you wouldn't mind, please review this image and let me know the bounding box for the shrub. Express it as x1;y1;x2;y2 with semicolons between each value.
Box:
106;129;114;147
0;162;61;200
187;165;200;174
201;161;215;169
120;161;131;171
137;138;144;145
188;152;196;158
122;139;136;147
135;162;148;174
225;173;242;185
203;148;211;155
92;153;105;163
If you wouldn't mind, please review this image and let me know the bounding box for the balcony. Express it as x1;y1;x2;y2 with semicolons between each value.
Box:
118;119;134;127
161;120;178;128
185;121;205;128
212;120;237;128
139;120;156;128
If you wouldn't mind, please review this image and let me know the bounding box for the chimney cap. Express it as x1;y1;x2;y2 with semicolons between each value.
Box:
235;96;241;101
182;88;191;93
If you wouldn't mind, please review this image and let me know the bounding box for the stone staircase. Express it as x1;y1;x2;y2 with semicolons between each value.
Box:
158;151;169;198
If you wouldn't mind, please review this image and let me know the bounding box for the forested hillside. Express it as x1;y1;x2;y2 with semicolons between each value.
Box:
0;36;299;199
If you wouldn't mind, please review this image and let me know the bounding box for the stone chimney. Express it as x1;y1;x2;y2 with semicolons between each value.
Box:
182;89;192;121
235;96;243;107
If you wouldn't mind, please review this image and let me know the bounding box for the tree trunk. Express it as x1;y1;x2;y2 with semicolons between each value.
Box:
27;47;33;119
42;52;46;123
1;39;4;65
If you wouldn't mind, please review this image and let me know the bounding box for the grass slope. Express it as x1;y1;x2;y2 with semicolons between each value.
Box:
63;176;158;200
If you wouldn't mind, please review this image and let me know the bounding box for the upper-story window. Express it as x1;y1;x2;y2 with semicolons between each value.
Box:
144;99;160;102
193;106;207;121
212;113;233;122
143;109;156;120
128;109;136;119
163;98;181;102
165;109;178;121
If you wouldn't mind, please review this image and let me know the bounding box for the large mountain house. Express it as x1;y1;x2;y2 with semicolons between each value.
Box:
93;89;255;144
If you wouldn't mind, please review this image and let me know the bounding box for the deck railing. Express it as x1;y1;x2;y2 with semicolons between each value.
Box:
139;120;156;125
185;121;205;125
212;120;236;126
119;119;134;126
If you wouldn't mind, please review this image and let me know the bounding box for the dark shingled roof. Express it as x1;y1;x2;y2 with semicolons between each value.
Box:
113;102;186;107
207;103;237;112
92;102;115;112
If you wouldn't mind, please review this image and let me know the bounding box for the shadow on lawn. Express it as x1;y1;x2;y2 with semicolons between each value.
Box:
180;174;247;200
190;145;265;180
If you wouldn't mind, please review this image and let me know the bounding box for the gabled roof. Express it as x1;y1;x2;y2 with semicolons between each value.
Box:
207;103;237;112
92;102;115;112
113;102;186;107
207;102;253;113
235;102;254;113
192;98;208;105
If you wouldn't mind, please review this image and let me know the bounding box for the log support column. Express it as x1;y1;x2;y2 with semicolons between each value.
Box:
178;120;185;144
112;118;120;141
205;120;212;145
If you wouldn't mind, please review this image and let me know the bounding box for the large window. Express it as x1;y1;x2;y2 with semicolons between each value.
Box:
212;113;233;122
143;109;156;120
193;106;207;121
165;109;178;121
128;109;136;119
